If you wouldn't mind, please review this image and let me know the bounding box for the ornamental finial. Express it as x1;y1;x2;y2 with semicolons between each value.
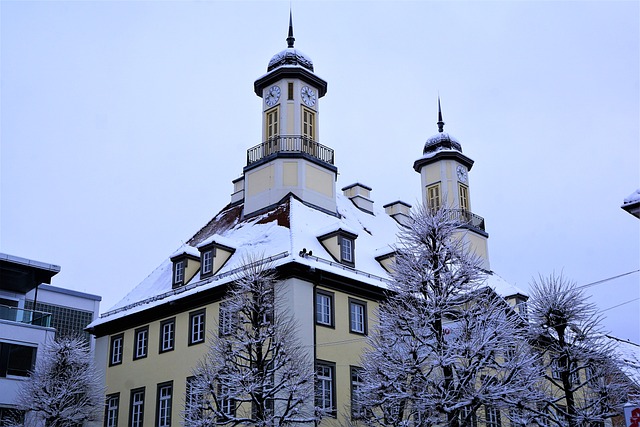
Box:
287;9;295;48
437;96;445;133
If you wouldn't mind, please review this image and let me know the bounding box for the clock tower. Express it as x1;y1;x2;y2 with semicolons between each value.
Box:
242;13;336;217
413;99;491;269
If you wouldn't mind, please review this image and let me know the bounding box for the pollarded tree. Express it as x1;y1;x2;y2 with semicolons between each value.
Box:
527;273;628;427
357;205;540;427
184;255;319;427
12;335;103;427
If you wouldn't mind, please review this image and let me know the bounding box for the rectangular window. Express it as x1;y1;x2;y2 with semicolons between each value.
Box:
219;303;233;336
302;107;315;140
459;183;469;211
174;260;184;285
134;327;148;360
156;382;172;427
340;236;354;264
315;291;334;327
427;184;441;210
110;334;124;366
485;406;501;427
266;107;279;139
201;250;213;276
105;393;120;427
551;358;563;379
460;406;478;427
350;367;365;420
570;361;580;385
185;377;202;420
218;384;235;417
349;299;367;335
0;342;37;377
287;82;294;100
189;310;205;346
159;319;175;353
315;361;336;415
129;388;145;427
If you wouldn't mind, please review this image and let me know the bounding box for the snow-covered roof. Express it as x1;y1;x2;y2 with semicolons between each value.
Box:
623;189;640;206
267;48;314;72
89;194;527;329
608;335;640;388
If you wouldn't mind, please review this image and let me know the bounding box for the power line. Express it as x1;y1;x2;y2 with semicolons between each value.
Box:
577;269;640;290
601;297;640;313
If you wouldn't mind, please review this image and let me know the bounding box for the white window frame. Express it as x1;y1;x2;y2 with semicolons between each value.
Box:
340;236;354;263
219;303;233;336
130;389;144;427
350;367;365;420
174;260;184;285
134;327;148;360
315;291;333;326
189;311;205;345
316;362;335;414
110;334;123;366
485;405;501;427
218;384;235;417
202;250;213;275
157;383;172;427
349;299;366;334
160;319;175;353
106;393;119;427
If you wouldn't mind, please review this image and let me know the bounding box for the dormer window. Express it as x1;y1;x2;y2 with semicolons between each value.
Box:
340;236;353;263
174;260;184;285
318;228;357;267
197;241;235;279
201;249;213;276
170;251;200;288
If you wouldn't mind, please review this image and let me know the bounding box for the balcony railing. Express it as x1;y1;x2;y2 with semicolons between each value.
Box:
247;135;335;166
0;304;52;327
445;209;486;233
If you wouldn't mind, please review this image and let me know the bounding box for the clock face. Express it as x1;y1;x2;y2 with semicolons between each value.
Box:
265;85;281;107
301;86;316;107
456;165;468;183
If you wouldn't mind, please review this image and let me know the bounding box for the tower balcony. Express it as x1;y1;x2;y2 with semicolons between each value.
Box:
246;135;335;167
445;209;487;235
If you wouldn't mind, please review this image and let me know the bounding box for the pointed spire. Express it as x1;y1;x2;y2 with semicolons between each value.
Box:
437;96;445;133
286;9;295;48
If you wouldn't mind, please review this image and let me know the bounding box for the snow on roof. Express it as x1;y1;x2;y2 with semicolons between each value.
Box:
623;188;640;206
169;243;199;259
484;271;528;298
608;335;640;387
89;193;525;329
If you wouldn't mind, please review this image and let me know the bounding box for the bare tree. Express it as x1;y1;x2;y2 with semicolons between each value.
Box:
11;335;103;427
183;255;318;427
527;273;628;427
357;206;540;427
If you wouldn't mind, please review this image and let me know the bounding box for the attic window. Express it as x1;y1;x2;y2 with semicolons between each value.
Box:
340;236;354;263
197;241;236;278
201;249;214;277
174;260;185;285
170;252;200;288
318;229;357;267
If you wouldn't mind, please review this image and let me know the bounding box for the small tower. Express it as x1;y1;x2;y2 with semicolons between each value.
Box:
413;99;491;269
243;13;337;217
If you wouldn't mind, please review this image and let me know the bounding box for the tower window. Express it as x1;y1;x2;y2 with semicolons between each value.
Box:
459;183;469;212
427;183;441;210
287;82;294;100
266;107;279;140
302;107;315;140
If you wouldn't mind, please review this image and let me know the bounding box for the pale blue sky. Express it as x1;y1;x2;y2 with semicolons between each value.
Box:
1;1;638;341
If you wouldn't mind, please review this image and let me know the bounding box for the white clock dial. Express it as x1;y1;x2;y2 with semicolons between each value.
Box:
456;165;468;183
265;85;281;107
301;86;316;107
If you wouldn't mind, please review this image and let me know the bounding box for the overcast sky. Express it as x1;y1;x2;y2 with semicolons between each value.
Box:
1;1;638;342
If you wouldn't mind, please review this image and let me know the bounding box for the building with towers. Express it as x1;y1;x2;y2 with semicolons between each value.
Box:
87;16;527;427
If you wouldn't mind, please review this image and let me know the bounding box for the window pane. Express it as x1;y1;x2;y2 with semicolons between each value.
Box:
316;294;331;325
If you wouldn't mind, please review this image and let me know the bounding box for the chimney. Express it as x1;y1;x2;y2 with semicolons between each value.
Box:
383;200;412;226
231;176;244;205
342;183;374;214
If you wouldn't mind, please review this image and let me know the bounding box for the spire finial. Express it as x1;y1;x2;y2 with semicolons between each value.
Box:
437;96;445;133
286;9;295;48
